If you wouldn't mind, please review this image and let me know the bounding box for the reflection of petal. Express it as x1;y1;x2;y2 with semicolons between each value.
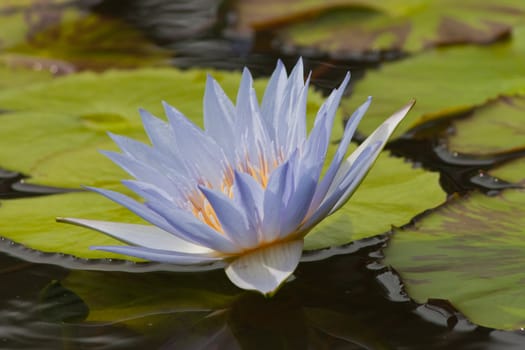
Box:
160;310;240;350
225;240;303;295
57;218;212;254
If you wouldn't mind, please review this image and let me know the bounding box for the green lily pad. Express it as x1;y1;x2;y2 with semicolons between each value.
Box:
0;191;149;260
0;56;56;90
279;0;525;56
343;26;525;139
384;184;525;329
447;95;525;156
490;156;525;184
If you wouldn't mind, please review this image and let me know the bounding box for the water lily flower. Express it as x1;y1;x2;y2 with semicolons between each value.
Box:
58;59;413;296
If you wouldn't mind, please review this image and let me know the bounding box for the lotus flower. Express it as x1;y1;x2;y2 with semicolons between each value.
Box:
59;59;413;295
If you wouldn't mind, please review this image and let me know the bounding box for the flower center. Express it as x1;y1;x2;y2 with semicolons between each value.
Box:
187;150;283;232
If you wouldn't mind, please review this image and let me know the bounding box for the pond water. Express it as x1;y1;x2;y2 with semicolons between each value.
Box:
1;233;524;349
1;0;525;349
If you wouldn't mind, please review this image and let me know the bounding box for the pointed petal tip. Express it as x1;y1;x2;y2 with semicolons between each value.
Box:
161;100;171;109
138;107;150;116
404;98;416;109
387;99;416;127
56;216;90;226
293;56;303;67
162;100;180;115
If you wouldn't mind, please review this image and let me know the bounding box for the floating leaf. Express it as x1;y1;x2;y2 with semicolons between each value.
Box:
278;0;525;56
0;56;54;90
384;186;525;329
490;156;525;184
0;191;150;260
447;95;525;156
343;26;525;139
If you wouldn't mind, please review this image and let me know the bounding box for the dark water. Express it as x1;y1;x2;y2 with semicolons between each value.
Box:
1;0;525;349
1;235;525;349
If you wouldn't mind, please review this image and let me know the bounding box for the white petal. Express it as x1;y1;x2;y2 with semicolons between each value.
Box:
261;59;287;139
91;245;221;264
225;240;303;295
204;74;236;153
57;218;214;254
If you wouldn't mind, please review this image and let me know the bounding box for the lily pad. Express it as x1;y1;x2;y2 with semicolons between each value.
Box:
0;191;150;260
0;57;54;90
343;26;525;139
447;95;525;156
383;184;525;329
278;0;525;56
490;156;525;184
